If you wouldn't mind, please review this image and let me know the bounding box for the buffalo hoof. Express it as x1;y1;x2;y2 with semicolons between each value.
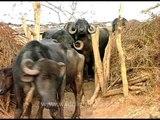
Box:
71;114;80;119
35;114;42;119
21;115;30;119
14;109;23;119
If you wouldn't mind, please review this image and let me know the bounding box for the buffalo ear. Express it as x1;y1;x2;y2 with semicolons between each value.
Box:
21;75;34;82
58;62;66;77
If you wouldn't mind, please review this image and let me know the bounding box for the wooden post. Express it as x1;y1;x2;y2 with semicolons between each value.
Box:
33;1;41;40
21;2;41;41
103;33;114;88
21;16;32;40
21;16;28;38
92;28;105;93
87;27;106;105
87;3;129;105
116;3;129;96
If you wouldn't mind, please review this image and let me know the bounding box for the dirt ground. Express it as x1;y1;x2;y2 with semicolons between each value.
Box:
0;80;160;119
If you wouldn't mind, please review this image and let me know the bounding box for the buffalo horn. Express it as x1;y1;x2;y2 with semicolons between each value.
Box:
88;24;96;34
21;59;40;75
68;24;77;34
73;40;84;50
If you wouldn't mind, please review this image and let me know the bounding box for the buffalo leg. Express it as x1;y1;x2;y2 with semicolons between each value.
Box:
71;81;83;119
58;75;66;118
21;103;32;118
71;54;84;118
22;83;35;118
83;63;89;80
50;76;66;119
35;101;44;119
49;105;62;119
14;85;24;118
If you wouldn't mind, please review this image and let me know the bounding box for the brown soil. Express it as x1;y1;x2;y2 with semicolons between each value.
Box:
0;80;160;118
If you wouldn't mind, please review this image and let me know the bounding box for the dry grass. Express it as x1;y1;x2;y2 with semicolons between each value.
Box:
109;15;159;95
0;22;27;69
0;22;27;118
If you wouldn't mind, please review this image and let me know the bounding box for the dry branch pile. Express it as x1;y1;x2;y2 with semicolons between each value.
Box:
0;22;27;118
0;22;27;69
108;16;159;95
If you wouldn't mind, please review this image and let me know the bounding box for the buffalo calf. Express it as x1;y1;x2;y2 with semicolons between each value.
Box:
0;67;13;95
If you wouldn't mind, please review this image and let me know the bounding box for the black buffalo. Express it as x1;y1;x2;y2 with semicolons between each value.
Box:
12;39;84;119
42;27;86;52
65;18;110;79
42;28;75;48
112;17;128;32
36;39;85;119
0;67;13;95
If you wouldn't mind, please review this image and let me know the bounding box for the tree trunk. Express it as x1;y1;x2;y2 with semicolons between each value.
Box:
91;28;105;93
33;2;41;40
116;3;129;96
22;16;32;40
103;33;114;88
87;27;105;105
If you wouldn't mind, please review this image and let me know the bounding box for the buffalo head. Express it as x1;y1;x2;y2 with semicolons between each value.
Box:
0;67;13;94
65;19;96;51
66;19;96;37
112;17;128;32
21;58;66;110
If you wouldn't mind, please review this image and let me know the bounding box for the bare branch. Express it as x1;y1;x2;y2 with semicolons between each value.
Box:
63;10;77;21
79;11;88;18
41;3;58;13
57;12;61;23
46;2;68;18
35;2;87;23
141;3;160;14
41;3;61;23
45;1;78;22
65;1;77;21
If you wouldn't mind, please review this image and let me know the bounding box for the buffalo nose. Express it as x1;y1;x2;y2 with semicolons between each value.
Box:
0;89;5;95
79;28;84;32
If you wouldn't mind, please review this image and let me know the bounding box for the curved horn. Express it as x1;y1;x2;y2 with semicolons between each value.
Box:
88;24;96;34
68;23;77;34
73;40;84;50
21;59;40;75
37;58;45;62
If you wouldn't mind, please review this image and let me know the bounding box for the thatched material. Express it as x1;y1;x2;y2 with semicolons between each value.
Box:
0;22;27;118
0;22;27;69
109;16;159;94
